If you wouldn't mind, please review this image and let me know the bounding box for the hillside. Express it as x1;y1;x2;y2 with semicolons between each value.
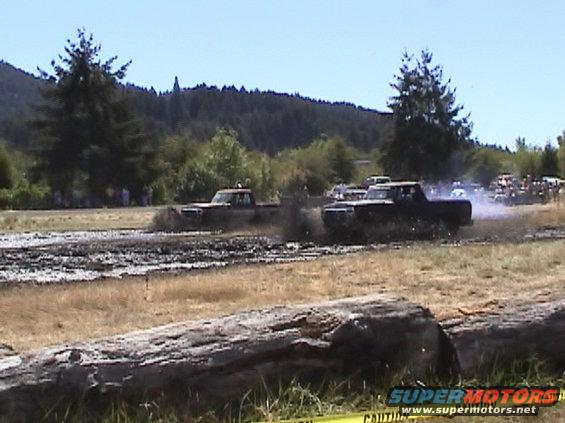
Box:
0;61;45;146
0;61;393;152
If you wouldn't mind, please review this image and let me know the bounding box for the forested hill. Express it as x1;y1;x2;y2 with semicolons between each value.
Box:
0;61;45;146
126;83;394;153
0;61;393;152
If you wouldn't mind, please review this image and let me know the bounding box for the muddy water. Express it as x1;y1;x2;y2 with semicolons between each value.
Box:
0;230;211;250
0;232;365;285
1;224;563;285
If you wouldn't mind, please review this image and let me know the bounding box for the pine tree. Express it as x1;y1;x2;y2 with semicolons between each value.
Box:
34;29;155;204
169;76;184;130
381;50;473;181
539;142;559;176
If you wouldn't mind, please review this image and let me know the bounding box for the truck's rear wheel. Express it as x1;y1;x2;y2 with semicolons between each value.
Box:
432;218;459;238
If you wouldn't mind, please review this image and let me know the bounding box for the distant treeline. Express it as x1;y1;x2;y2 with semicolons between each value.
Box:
0;35;564;211
0;61;393;153
127;81;394;153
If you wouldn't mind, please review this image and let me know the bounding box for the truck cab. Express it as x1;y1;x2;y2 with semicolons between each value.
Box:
322;182;472;235
180;189;280;229
211;189;257;208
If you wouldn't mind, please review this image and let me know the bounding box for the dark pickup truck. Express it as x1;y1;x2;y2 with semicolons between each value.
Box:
322;182;472;235
180;189;280;229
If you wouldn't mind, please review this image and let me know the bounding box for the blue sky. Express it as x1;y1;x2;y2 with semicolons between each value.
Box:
2;0;564;149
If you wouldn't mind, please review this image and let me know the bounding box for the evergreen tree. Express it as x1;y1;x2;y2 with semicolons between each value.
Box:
539;141;559;176
381;50;473;180
34;29;155;204
169;76;184;130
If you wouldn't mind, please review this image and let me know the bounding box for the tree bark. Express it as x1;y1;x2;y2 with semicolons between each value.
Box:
1;295;563;422
441;298;565;377
0;294;443;422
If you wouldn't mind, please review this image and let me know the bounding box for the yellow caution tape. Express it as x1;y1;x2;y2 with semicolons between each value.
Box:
257;388;564;423
256;408;427;423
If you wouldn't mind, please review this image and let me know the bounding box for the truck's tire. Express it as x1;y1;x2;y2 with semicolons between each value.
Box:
432;218;458;238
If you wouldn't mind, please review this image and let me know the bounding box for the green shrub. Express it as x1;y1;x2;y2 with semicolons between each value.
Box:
0;143;16;190
0;189;12;209
11;181;49;209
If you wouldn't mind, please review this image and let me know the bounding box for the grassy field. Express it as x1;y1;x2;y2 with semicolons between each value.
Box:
1;238;562;352
0;206;161;232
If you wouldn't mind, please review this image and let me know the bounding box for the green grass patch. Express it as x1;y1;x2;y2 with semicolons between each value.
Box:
38;359;564;423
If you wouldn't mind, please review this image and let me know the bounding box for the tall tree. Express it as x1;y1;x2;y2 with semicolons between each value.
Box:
381;50;473;180
169;76;184;130
34;29;155;204
539;142;559;176
558;131;565;178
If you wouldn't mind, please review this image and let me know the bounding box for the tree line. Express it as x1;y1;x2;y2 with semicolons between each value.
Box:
0;31;564;210
124;80;394;155
0;63;394;153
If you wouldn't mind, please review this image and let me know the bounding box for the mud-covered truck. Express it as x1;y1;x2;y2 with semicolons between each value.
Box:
180;189;280;229
322;182;472;235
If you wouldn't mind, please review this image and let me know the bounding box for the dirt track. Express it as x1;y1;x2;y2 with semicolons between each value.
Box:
0;232;367;284
1;219;563;285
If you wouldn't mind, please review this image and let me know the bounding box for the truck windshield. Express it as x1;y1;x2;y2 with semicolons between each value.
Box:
211;192;234;204
365;189;391;200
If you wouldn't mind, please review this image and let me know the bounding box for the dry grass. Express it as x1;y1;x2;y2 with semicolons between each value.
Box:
462;202;565;239
515;201;565;224
0;206;161;232
0;239;563;352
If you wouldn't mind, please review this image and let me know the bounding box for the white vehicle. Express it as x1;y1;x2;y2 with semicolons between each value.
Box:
363;175;391;188
542;176;564;186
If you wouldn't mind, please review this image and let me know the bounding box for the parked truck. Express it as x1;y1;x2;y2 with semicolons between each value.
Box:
322;181;472;236
180;189;280;229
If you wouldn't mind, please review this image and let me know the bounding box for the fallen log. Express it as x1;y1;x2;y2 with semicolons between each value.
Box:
2;294;562;422
441;298;565;377
0;294;444;422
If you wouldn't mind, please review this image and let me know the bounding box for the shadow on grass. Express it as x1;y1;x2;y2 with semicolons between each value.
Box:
38;358;563;423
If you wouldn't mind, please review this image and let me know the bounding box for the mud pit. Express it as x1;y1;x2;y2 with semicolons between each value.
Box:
1;219;564;285
0;232;366;284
